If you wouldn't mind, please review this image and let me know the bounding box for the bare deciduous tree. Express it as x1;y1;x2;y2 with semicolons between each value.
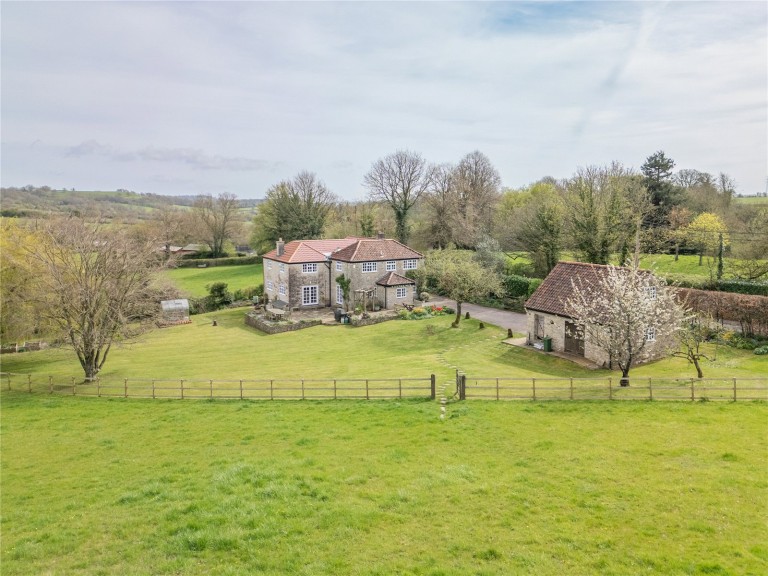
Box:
27;217;170;380
193;192;241;258
364;150;434;244
451;150;501;248
566;265;687;385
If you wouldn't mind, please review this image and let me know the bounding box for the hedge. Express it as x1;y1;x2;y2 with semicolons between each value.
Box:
665;274;768;296
675;287;768;337
173;255;261;268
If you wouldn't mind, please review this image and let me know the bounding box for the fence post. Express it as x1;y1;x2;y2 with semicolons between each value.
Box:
124;379;128;398
690;379;695;401
239;380;243;400
570;378;574;400
28;374;32;393
152;380;156;399
365;379;369;400
49;376;53;394
732;378;737;402
301;379;305;400
532;378;536;401
180;379;184;399
648;378;653;401
496;378;500;401
210;380;213;399
270;379;273;400
608;378;613;400
333;379;337;400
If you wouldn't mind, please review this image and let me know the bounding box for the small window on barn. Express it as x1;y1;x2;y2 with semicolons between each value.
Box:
645;286;657;300
336;261;343;272
646;326;656;342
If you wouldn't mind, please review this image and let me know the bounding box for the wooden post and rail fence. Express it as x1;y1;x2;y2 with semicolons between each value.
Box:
1;371;766;402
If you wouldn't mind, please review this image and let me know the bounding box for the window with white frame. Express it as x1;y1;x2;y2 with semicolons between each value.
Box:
267;280;274;292
386;261;396;271
336;261;343;272
279;284;286;296
362;262;377;273
396;286;407;299
302;285;318;305
403;259;418;270
302;263;317;273
336;284;344;305
645;286;657;300
646;326;656;342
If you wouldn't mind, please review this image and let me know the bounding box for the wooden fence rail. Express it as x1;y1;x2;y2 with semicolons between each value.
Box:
0;373;436;401
461;376;768;402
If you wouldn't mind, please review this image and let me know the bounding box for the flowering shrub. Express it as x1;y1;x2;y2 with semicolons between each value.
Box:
398;305;454;320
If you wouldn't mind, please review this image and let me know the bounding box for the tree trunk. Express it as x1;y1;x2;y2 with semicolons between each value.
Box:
692;356;704;379
394;210;409;244
452;301;462;328
620;366;631;387
674;243;679;262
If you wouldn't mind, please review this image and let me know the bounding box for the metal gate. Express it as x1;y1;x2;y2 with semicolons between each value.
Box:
564;321;585;356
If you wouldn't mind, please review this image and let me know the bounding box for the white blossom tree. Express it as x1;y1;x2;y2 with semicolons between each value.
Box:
566;266;688;385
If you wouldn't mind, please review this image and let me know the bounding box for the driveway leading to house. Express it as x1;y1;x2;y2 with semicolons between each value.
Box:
429;298;528;333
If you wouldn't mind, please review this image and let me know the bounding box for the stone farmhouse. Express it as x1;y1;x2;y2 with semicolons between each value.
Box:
262;235;423;311
525;261;664;368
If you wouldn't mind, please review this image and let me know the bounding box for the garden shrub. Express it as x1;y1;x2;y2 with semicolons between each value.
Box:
754;345;768;355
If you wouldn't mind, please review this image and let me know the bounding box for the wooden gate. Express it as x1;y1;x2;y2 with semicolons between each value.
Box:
564;321;585;356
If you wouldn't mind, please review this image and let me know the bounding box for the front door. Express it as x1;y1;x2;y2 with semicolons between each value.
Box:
564;321;585;356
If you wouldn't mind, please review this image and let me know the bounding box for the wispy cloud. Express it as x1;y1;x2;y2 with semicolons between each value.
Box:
65;140;276;172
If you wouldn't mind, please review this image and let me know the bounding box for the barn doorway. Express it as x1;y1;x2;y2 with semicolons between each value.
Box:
564;321;585;356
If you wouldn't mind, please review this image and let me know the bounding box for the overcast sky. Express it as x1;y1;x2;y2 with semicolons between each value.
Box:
2;1;766;200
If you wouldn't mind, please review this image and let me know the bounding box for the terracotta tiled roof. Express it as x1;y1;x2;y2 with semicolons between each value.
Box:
525;261;647;318
262;238;359;264
332;238;423;262
375;272;415;287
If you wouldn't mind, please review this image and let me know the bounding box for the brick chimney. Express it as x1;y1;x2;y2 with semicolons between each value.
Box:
276;238;285;256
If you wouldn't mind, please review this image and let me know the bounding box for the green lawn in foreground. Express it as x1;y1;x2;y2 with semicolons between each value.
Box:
1;308;764;386
163;264;263;297
1;394;765;575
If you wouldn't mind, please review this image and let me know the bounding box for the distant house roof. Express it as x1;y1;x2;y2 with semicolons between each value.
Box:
375;272;415;287
525;262;651;318
262;238;359;264
332;238;423;262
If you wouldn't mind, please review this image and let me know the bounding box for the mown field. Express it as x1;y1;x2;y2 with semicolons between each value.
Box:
1;394;766;576
2;308;765;387
163;264;263;297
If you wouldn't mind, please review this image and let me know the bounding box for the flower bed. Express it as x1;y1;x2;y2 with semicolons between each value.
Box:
398;305;455;320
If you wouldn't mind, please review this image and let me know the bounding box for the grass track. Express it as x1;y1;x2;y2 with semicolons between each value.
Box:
1;395;766;575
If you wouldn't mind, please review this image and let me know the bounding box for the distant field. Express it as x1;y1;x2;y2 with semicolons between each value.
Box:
164;264;263;297
734;195;768;205
1;394;765;575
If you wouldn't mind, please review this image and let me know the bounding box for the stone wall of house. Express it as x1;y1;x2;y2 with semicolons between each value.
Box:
332;258;421;311
288;264;331;309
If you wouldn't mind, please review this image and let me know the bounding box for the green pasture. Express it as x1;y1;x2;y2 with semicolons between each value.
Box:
1;394;766;576
163;264;263;297
2;309;764;388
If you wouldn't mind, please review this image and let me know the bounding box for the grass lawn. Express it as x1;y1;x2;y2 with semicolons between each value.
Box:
1;309;765;390
163;264;263;297
1;394;766;575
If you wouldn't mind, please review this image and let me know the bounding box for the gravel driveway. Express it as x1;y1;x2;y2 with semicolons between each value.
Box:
428;298;528;333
